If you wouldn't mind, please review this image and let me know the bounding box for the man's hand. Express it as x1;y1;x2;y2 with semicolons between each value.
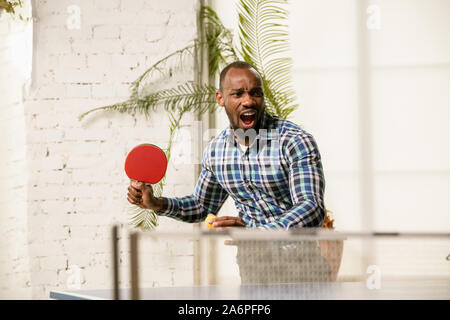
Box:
211;216;246;229
127;180;164;211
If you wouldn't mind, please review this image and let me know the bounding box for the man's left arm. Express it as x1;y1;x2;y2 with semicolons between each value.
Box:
261;133;326;229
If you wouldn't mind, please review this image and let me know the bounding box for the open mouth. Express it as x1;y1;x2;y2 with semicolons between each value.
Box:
239;110;257;129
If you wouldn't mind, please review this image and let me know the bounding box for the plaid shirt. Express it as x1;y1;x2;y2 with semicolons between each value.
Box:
157;111;325;229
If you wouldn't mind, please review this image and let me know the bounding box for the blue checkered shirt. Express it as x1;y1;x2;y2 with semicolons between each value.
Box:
157;111;326;229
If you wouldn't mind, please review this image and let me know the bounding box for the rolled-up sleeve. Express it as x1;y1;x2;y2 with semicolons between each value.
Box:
156;148;229;223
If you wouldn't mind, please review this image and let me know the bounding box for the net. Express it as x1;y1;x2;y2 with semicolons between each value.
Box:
113;227;450;300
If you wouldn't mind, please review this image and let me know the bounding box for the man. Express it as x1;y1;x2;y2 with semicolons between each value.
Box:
127;61;326;229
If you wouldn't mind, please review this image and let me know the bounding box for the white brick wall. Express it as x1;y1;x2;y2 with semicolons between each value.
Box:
1;0;200;299
0;0;33;299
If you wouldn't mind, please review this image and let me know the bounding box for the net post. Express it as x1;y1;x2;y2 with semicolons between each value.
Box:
112;225;120;300
130;231;140;300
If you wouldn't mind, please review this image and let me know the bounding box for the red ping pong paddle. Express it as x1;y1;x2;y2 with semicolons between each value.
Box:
125;144;168;184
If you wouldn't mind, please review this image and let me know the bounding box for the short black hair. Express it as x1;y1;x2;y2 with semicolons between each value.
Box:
219;61;261;92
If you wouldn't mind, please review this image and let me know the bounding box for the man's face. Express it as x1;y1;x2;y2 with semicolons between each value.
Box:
216;67;265;132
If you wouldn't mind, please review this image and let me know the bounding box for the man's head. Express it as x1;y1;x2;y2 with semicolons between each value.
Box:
216;61;265;132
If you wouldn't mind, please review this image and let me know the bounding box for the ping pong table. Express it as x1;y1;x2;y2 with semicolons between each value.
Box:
50;279;450;300
50;228;450;300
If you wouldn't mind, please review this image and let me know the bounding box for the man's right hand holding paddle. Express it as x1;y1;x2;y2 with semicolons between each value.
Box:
127;181;164;212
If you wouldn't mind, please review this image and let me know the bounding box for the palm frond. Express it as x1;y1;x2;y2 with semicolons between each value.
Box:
201;6;240;76
154;82;218;114
130;44;197;99
129;206;158;230
79;82;218;121
237;0;298;119
128;178;165;231
129;5;238;98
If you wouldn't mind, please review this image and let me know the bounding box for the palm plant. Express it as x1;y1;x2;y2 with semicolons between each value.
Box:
79;0;298;230
0;0;22;15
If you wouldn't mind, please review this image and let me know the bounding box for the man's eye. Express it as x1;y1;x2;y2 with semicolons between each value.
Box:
232;92;242;97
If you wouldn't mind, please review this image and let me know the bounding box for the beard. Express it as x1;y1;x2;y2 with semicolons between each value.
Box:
224;105;264;132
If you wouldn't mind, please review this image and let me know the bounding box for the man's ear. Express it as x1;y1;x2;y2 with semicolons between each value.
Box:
216;91;225;107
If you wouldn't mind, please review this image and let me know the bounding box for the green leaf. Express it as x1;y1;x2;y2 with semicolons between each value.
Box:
237;0;298;119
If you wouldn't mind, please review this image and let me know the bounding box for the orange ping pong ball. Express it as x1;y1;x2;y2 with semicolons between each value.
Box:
205;214;216;229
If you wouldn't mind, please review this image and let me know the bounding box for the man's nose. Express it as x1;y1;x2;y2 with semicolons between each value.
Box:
242;92;254;106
